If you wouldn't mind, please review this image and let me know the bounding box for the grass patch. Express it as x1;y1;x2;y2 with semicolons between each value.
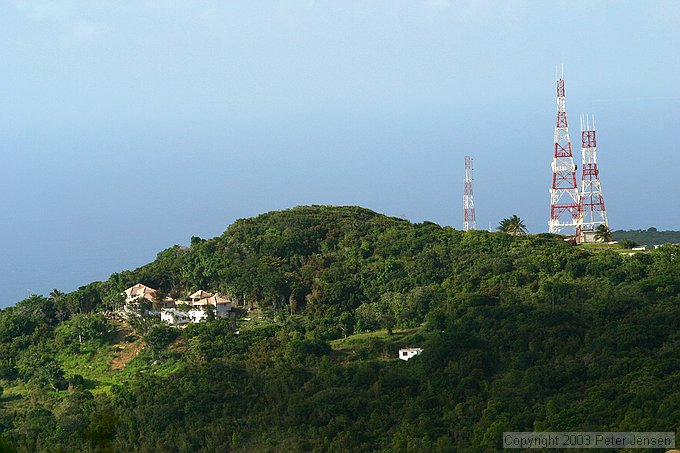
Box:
56;342;119;388
235;308;280;331
54;335;187;393
578;242;622;250
330;327;427;362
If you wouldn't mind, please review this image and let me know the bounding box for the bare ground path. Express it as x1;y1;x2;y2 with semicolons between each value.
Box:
109;318;144;371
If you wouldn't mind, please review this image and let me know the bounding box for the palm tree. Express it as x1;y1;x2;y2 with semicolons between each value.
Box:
594;224;612;242
497;215;527;236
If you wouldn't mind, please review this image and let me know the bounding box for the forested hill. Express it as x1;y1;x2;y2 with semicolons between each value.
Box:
612;227;680;246
0;206;678;452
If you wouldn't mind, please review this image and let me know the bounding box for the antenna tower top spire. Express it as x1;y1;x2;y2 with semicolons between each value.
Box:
549;71;580;235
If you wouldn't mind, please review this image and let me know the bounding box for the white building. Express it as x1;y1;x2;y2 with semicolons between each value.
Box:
161;307;208;325
190;308;208;323
189;290;213;303
123;285;234;326
187;293;233;319
398;347;423;361
160;308;192;326
123;283;157;303
159;291;233;326
122;283;175;315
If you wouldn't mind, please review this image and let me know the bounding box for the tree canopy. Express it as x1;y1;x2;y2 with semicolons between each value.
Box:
497;215;527;236
594;224;612;242
0;205;677;452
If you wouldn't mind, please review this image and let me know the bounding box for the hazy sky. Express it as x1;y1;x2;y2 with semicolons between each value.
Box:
1;1;679;306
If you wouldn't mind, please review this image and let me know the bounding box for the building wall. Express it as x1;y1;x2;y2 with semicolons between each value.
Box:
399;349;422;361
189;309;207;323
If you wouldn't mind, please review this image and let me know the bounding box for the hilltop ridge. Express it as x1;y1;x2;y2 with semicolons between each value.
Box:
0;205;678;452
613;227;680;246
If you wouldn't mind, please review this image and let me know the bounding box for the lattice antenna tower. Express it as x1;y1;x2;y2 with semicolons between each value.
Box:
463;156;476;231
549;66;580;234
577;114;609;241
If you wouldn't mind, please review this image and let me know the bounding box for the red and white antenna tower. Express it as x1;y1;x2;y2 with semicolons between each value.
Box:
549;67;579;234
576;114;609;242
463;156;476;231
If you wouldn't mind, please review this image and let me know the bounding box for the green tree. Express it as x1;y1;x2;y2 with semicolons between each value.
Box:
56;313;112;345
338;312;355;338
15;347;67;390
497;215;527;236
143;324;178;352
619;238;639;249
191;235;206;246
594;224;613;242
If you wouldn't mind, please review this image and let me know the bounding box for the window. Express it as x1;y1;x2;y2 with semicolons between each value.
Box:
402;351;408;356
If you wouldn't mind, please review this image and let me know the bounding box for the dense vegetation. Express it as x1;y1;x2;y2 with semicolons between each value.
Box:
0;206;678;452
613;227;680;246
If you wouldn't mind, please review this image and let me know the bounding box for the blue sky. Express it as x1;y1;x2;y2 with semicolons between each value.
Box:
1;1;679;306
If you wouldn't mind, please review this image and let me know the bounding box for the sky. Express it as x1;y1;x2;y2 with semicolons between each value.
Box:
1;0;679;307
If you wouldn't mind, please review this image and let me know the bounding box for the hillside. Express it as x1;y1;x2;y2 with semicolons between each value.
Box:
0;206;678;452
613;227;680;246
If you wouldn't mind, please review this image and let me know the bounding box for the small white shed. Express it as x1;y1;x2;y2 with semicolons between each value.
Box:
398;347;423;361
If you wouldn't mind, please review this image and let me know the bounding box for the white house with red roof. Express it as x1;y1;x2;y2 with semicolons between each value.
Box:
123;283;157;303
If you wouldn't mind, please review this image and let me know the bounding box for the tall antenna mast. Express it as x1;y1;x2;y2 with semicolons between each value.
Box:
577;114;609;242
549;71;579;234
463;156;476;231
